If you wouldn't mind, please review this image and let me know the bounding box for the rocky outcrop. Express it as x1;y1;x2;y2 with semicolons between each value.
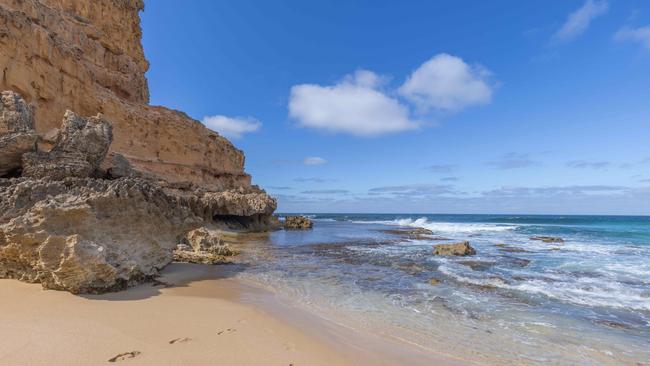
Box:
0;177;202;293
433;241;476;256
22;110;112;179
0;91;37;176
0;0;278;293
0;0;251;189
173;227;237;265
0;91;275;293
284;216;313;230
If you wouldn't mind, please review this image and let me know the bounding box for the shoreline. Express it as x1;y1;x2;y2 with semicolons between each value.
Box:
0;263;470;366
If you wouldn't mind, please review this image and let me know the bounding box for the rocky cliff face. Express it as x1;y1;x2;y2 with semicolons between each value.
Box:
0;0;277;293
0;0;250;188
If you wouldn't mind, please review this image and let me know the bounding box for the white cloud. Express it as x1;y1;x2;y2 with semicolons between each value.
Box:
201;115;261;139
552;0;609;43
398;53;493;112
615;26;650;51
303;157;327;165
288;70;419;136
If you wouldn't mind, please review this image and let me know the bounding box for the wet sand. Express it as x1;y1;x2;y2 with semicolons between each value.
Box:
0;263;471;365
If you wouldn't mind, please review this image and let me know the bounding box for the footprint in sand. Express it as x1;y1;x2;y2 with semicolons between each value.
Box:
216;328;237;335
169;337;192;344
108;351;141;362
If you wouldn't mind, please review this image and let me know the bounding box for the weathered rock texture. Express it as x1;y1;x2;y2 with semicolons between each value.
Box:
0;92;276;292
173;227;237;265
0;0;250;189
0;91;37;176
433;241;476;256
0;0;277;293
0;177;202;293
23;110;112;179
284;216;313;230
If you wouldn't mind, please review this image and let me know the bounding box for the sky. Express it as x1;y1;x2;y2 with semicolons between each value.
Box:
141;0;650;215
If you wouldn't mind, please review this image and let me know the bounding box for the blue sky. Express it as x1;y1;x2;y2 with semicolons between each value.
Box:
141;0;650;214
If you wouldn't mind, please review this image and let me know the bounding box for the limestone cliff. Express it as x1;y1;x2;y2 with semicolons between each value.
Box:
0;0;277;293
0;0;250;188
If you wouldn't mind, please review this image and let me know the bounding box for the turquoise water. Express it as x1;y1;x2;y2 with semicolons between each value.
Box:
239;214;650;365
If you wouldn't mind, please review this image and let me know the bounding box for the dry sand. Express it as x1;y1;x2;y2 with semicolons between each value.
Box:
0;263;472;366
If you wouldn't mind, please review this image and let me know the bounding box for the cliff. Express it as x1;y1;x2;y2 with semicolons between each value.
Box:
0;0;277;293
0;0;249;188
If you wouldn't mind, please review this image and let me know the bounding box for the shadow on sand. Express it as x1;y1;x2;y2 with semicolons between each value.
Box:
80;262;250;302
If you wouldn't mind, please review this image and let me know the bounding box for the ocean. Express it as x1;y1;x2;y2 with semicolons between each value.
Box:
236;214;650;365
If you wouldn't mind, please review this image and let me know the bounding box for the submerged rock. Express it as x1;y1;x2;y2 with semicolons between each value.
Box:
498;246;530;253
284;216;313;230
428;278;441;285
433;241;476;256
530;236;564;243
380;227;434;240
458;260;494;271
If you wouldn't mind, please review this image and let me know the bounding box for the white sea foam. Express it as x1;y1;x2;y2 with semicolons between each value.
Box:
438;264;650;312
355;217;518;234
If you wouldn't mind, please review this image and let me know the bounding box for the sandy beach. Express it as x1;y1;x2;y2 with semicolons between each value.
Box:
0;263;469;366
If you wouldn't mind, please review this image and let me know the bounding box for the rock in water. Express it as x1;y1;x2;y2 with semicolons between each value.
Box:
284;216;313;230
0;91;37;177
433;241;477;256
530;236;564;243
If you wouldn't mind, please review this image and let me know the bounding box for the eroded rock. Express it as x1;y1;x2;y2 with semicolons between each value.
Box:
0;91;37;176
0;0;279;293
0;177;202;293
433;241;476;256
0;0;251;189
284;216;313;230
173;227;237;265
22;111;112;180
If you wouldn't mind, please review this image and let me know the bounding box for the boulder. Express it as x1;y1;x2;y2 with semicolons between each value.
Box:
284;216;313;230
173;227;237;265
0;178;202;294
22;111;112;180
0;91;37;176
433;241;476;256
183;227;224;252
